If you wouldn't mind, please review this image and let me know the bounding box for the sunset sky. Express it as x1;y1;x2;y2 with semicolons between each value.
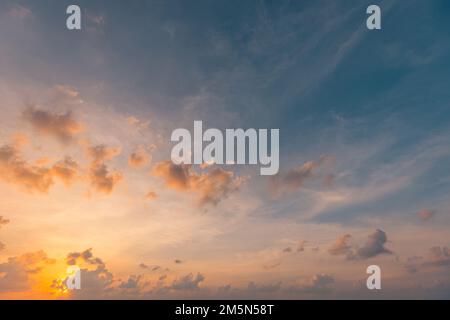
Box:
1;0;450;299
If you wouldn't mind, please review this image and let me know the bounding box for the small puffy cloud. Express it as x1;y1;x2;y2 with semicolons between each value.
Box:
0;251;54;292
417;209;436;221
7;4;32;20
66;248;104;267
86;145;122;194
153;161;245;206
328;230;392;260
89;164;122;194
328;234;353;258
119;275;143;289
50;157;79;186
287;274;335;295
128;146;151;168
153;161;191;191
145;190;157;200
270;155;335;197
0;216;9;229
126;116;150;130
87;145;121;165
356;229;392;259
170;273;205;291
23;107;83;143
54;85;79;99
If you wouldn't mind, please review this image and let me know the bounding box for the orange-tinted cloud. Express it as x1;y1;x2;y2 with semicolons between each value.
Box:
270;155;335;197
50;157;79;186
23;107;83;143
0;216;9;251
145;190;157;200
86;145;122;194
328;234;353;257
89;164;122;194
128;146;151;168
328;230;392;260
0;144;80;193
153;161;245;206
0;251;54;292
0;144;53;193
0;216;9;229
87;145;121;165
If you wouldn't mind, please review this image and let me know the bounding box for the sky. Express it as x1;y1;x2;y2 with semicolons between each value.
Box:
0;0;450;299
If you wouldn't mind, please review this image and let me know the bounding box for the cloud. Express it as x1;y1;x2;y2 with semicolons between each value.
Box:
50;157;79;186
270;155;335;197
7;4;32;20
145;190;157;200
417;209;436;221
89;164;122;194
54;85;80;99
356;229;392;259
328;230;392;260
119;275;144;289
87;145;122;194
0;216;9;251
0;216;9;229
87;145;121;165
66;248;104;267
174;259;183;264
128;146;151;168
53;249;116;299
0;251;54;292
23;107;83;143
55;84;80;99
170;273;205;290
424;247;450;268
287;274;335;295
0;144;81;193
328;234;353;258
0;144;53;193
153;161;245;206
